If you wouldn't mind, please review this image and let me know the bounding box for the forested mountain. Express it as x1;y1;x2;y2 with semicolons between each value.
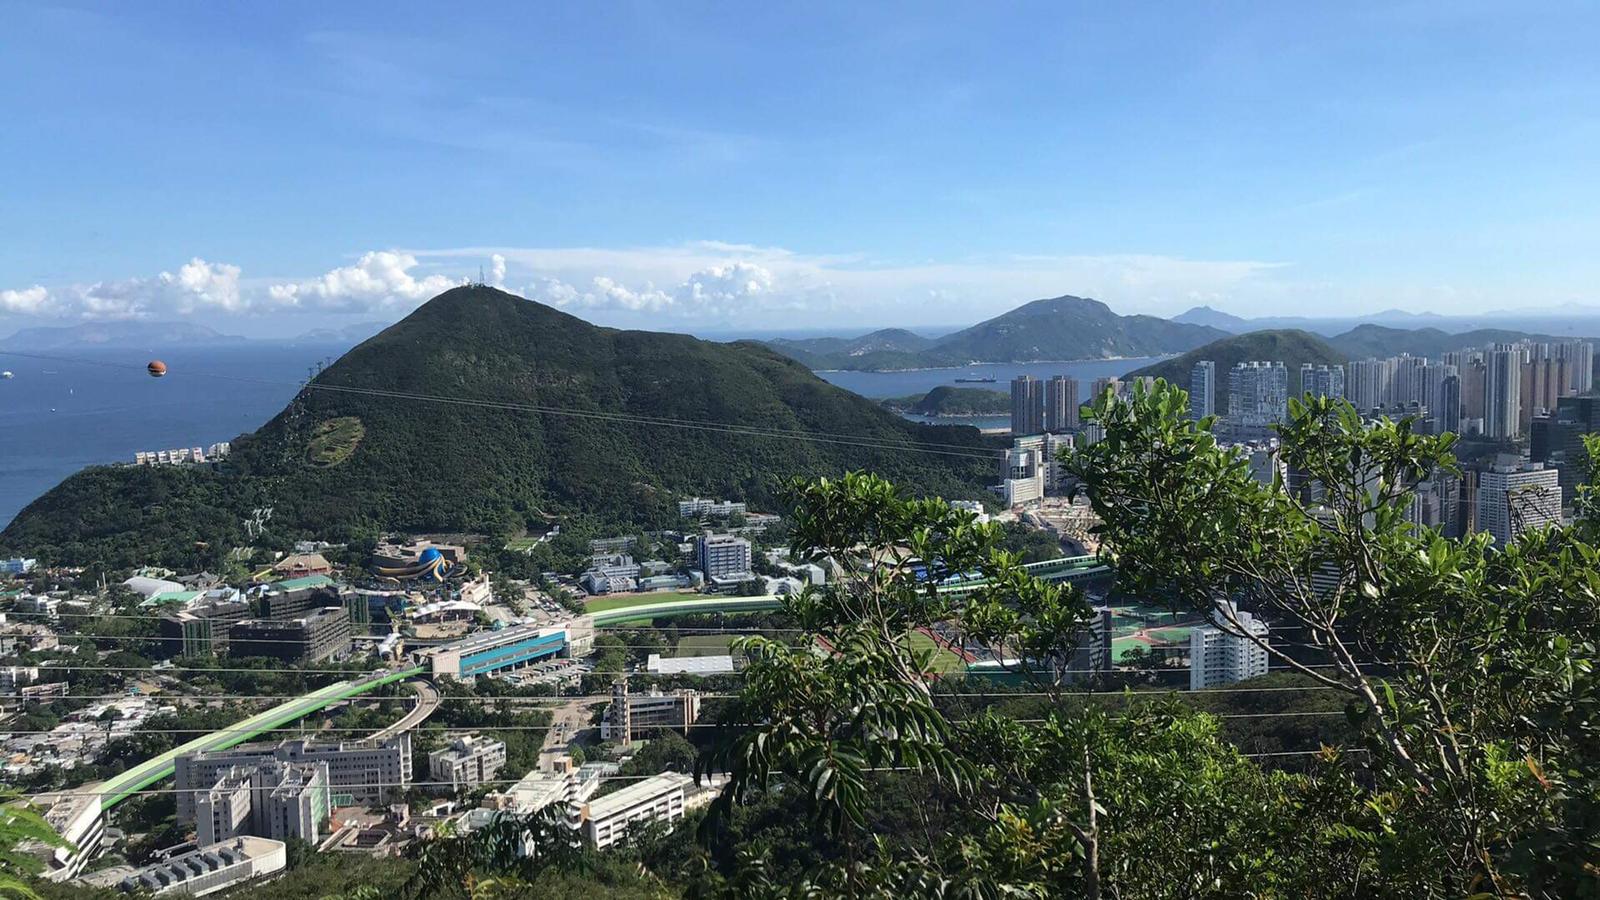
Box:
0;286;995;568
1126;330;1345;414
765;295;1225;370
764;328;934;369
1170;305;1252;332
879;386;1009;417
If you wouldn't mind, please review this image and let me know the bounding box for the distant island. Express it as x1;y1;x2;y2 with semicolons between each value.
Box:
880;386;1010;418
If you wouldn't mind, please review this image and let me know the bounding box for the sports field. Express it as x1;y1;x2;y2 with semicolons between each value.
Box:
673;634;742;657
584;591;704;613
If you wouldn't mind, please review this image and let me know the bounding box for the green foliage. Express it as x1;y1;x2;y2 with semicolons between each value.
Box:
305;415;365;466
1;791;63;900
879;386;1009;417
1069;378;1600;897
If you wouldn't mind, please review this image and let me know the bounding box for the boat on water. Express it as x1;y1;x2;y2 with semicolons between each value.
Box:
954;377;997;383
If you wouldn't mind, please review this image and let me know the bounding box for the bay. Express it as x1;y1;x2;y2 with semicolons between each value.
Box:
0;343;346;529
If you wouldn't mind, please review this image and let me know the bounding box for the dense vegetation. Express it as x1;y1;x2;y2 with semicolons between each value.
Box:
302;385;1598;899
0;286;996;568
1127;328;1345;413
878;386;1009;417
766;295;1225;370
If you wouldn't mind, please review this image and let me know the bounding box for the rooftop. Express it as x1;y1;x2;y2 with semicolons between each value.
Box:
586;772;694;820
270;574;337;592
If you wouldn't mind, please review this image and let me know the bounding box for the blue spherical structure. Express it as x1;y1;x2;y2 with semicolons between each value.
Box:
418;547;444;566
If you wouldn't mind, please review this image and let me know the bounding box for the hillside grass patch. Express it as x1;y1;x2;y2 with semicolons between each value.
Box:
306;416;365;467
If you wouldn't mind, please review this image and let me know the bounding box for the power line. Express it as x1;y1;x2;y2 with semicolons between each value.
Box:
39;748;1371;803
0;349;1004;461
0;711;1350;739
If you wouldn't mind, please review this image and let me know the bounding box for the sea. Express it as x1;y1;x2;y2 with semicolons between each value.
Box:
0;343;348;529
815;357;1164;428
0;348;1162;530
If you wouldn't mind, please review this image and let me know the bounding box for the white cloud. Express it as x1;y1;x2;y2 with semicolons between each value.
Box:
0;286;50;315
267;250;460;312
0;251;495;321
528;260;794;317
489;253;507;287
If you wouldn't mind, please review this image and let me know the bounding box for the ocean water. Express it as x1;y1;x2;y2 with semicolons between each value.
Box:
0;348;1165;530
814;357;1165;399
0;343;346;528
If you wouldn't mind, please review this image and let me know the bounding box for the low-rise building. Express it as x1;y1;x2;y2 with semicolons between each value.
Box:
175;735;412;824
646;654;735;677
429;734;508;792
419;623;568;679
601;681;700;743
229;608;350;664
272;553;333;578
115;836;285;897
580;772;693;849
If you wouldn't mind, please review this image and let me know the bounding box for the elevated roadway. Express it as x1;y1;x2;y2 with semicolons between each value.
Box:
96;665;423;808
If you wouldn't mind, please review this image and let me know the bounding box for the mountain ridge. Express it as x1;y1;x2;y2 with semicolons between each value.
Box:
0;286;995;568
765;294;1225;370
1126;330;1346;414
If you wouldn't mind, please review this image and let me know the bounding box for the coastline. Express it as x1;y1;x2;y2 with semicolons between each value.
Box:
816;353;1170;374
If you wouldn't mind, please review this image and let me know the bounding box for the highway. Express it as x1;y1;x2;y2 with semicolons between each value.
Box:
96;665;423;808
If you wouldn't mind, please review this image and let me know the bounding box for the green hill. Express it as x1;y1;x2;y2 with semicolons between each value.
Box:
929;296;1225;365
1127;330;1345;414
880;386;1009;417
766;295;1224;371
766;328;935;369
0;287;996;568
1325;324;1560;360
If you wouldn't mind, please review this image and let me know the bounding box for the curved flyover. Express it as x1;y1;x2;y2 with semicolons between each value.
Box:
97;665;424;808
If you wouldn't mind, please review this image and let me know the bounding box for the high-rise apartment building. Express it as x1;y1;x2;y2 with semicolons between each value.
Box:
1189;361;1215;420
1189;602;1270;690
1300;364;1345;400
1010;375;1043;435
1484;345;1522;439
1227;361;1288;429
1531;394;1600;506
1346;358;1394;411
1043;375;1079;432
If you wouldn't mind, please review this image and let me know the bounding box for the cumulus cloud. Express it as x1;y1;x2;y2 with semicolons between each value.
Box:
489;253;507;287
525;260;807;318
0;259;243;319
267;250;460;312
0;251;493;321
0;286;50;315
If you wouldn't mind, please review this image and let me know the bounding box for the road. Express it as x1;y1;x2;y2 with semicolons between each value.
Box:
369;679;440;742
539;697;605;767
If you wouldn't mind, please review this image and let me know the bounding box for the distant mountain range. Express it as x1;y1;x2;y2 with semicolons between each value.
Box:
766;296;1226;370
1171;305;1600;339
0;286;996;568
0;320;249;351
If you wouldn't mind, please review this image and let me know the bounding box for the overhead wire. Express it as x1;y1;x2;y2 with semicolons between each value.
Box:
0;349;1006;461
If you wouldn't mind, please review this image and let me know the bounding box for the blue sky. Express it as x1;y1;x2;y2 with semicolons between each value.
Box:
2;1;1598;335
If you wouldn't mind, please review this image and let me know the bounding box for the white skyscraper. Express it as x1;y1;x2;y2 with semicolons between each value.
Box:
1189;361;1215;420
1189;601;1270;690
1475;461;1560;545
